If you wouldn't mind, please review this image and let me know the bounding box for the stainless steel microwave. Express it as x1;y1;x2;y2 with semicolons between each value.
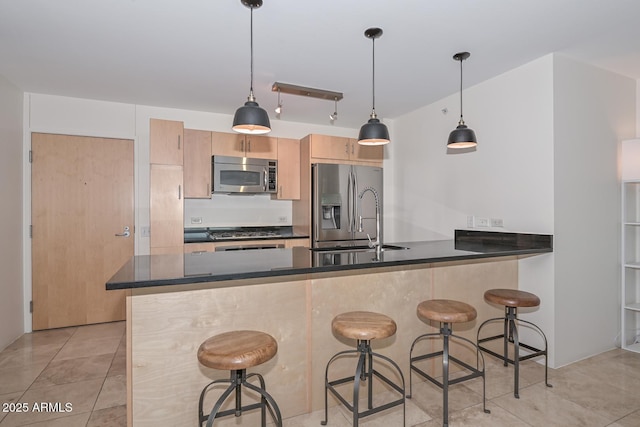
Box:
212;155;277;194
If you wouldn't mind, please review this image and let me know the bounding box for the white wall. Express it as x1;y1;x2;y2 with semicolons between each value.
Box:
0;75;24;350
388;53;637;367
552;55;635;366
387;55;555;242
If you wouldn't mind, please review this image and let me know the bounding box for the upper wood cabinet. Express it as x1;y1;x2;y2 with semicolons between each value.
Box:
149;118;184;165
184;129;212;199
211;131;277;159
351;138;384;163
308;134;383;165
273;137;300;200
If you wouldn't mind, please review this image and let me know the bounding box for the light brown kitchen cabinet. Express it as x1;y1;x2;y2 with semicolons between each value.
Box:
149;118;184;165
184;129;212;198
308;134;383;165
211;131;277;159
285;238;309;248
150;164;184;253
184;240;286;253
273;137;300;200
350;138;384;163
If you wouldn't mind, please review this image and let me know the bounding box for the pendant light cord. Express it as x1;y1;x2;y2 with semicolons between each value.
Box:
371;37;376;117
248;5;255;101
458;58;464;125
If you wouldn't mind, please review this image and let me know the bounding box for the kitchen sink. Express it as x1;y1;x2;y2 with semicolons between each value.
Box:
311;244;409;253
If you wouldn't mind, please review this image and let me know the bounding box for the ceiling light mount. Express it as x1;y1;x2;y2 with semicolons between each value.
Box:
358;27;389;145
447;51;477;149
232;0;271;135
271;82;343;101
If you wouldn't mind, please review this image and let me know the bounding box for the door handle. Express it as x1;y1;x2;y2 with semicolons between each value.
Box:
115;226;130;237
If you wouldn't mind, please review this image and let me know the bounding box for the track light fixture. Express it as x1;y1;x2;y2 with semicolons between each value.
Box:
329;97;338;122
447;51;477;149
232;0;271;135
358;27;389;145
275;89;282;117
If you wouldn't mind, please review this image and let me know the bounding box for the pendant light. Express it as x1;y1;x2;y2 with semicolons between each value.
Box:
358;27;389;145
232;0;271;135
447;51;477;148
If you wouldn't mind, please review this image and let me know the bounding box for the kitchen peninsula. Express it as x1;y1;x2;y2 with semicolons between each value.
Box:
108;230;551;426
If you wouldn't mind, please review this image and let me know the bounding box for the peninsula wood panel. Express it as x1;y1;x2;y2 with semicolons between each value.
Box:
32;133;133;330
126;257;517;425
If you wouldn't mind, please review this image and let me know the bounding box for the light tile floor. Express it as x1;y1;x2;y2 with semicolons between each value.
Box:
1;322;640;426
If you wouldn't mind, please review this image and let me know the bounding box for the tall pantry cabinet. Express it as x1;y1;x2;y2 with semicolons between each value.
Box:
149;119;184;254
622;180;640;352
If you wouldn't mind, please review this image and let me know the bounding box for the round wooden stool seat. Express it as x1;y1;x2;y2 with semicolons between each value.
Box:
417;299;477;324
484;289;540;308
197;330;278;371
331;311;397;341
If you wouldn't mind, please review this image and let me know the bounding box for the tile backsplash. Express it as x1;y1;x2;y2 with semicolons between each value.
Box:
184;194;292;228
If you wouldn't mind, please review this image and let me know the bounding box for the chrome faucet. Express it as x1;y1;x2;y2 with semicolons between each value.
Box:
358;186;381;255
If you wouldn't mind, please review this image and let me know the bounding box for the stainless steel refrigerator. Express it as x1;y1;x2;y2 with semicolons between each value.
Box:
312;163;383;249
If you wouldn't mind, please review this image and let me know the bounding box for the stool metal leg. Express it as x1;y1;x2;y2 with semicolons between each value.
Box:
409;323;489;427
442;324;450;427
477;307;552;399
323;341;405;426
198;369;283;427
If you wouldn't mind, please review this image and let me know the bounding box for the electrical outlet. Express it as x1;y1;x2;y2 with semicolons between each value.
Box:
490;218;504;227
476;217;489;227
467;215;475;228
141;226;150;237
278;216;288;224
190;217;203;225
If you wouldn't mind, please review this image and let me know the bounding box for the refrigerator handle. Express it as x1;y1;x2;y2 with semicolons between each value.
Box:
347;170;352;232
352;169;359;233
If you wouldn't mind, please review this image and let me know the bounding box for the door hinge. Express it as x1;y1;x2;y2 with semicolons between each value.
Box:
29;300;33;313
29;225;32;238
29;150;33;163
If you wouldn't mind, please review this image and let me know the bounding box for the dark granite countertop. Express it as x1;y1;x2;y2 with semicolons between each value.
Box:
106;230;552;290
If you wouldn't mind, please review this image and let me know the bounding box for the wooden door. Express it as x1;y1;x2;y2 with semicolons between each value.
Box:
183;129;212;198
32;133;134;330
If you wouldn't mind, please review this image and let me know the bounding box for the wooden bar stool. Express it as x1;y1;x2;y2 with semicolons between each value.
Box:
322;311;405;427
408;300;489;427
476;289;552;398
197;330;282;427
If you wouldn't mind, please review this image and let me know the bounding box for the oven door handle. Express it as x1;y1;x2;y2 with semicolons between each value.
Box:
263;167;268;191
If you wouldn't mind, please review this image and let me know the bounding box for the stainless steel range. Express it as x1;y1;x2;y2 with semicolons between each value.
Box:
184;227;291;243
208;229;280;241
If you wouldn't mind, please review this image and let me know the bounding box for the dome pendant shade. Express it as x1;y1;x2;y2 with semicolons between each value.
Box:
447;124;477;148
233;0;271;134
233;100;271;134
358;117;390;145
358;27;389;145
448;51;476;149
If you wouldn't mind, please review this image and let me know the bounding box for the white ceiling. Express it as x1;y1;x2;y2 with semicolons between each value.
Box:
1;0;639;129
